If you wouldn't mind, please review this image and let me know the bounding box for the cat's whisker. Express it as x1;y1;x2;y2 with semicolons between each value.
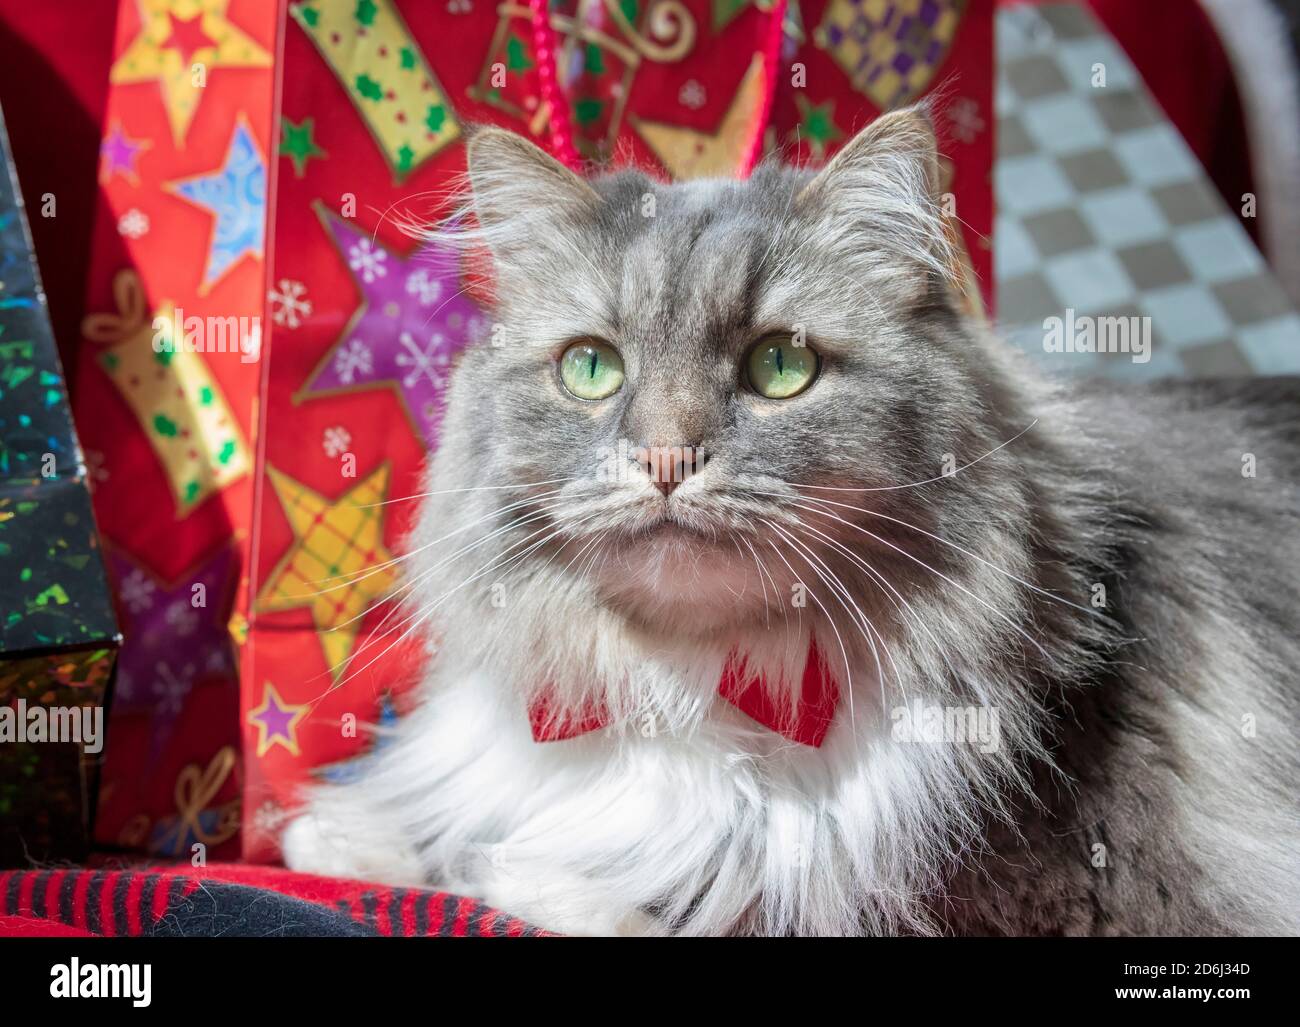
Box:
509;521;607;615
784;530;904;706
355;477;576;508
773;527;878;730
767;519;895;718
420;278;481;329
303;509;569;706
735;536;771;627
324;510;604;699
286;488;566;597
576;530;612;587
332;496;582;668
329;498;573;635
745;532;788;634
791;499;1054;665
308;505;563;694
789;519;958;699
789;419;1039;493
810;497;1100;617
760;529;857;726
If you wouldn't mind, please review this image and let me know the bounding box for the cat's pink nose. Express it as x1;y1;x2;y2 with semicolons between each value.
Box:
636;443;706;496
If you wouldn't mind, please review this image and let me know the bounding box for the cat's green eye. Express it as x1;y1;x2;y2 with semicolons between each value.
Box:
559;339;625;400
746;336;820;399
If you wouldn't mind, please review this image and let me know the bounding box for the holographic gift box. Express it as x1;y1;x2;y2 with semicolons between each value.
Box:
0;101;121;865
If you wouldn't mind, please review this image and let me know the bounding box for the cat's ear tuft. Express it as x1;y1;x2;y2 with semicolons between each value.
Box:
466;127;599;232
798;105;941;208
795;105;952;289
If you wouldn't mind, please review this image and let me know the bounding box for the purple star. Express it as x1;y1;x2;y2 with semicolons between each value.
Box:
108;546;237;765
249;684;305;756
300;212;486;449
101;122;148;182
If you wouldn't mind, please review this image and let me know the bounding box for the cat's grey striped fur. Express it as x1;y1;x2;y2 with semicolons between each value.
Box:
283;109;1300;935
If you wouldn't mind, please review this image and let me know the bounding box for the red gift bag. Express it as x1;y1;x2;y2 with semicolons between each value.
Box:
77;0;278;860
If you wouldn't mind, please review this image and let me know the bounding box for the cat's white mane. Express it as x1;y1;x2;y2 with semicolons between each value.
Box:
283;559;1044;935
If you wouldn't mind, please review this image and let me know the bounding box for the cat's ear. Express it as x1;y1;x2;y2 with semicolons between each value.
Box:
796;106;951;288
798;105;941;208
465;126;599;234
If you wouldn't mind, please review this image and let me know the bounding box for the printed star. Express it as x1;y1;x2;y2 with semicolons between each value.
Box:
633;54;766;179
255;463;398;679
280;116;326;177
166;118;266;293
794;95;844;160
164;10;215;61
108;545;238;766
297;204;485;449
110;0;272;146
247;681;309;757
100;121;151;184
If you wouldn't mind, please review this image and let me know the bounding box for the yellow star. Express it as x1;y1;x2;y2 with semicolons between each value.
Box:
632;55;767;180
256;463;399;680
246;681;309;758
111;0;272;147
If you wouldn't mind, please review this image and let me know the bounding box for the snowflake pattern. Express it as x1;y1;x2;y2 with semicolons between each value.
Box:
947;97;987;144
115;667;137;703
322;425;352;458
405;267;443;306
205;645;229;675
119;569;156;614
152;662;196;717
333;338;374;384
679;80;707;110
163;600;199;637
117;208;150;239
268;278;313;328
348;238;388;283
396;331;451;390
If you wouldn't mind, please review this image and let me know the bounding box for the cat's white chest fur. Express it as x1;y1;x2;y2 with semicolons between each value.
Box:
282;645;976;935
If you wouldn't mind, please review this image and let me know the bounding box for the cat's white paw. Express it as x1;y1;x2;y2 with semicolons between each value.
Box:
474;868;658;936
281;809;426;887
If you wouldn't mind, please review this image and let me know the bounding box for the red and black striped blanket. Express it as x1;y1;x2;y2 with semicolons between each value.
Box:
0;864;544;937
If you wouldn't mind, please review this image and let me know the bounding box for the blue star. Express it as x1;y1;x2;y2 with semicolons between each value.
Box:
169;119;266;293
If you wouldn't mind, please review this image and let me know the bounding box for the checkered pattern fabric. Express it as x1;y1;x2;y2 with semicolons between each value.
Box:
995;3;1300;378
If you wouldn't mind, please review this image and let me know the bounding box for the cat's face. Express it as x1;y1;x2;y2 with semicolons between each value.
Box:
449;110;985;634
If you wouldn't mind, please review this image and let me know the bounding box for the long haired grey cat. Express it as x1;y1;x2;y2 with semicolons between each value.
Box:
283;108;1300;936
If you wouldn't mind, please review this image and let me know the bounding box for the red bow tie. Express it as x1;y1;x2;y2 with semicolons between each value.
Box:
528;640;840;747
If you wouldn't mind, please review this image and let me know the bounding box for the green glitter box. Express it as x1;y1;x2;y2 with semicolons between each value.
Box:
0;103;120;865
